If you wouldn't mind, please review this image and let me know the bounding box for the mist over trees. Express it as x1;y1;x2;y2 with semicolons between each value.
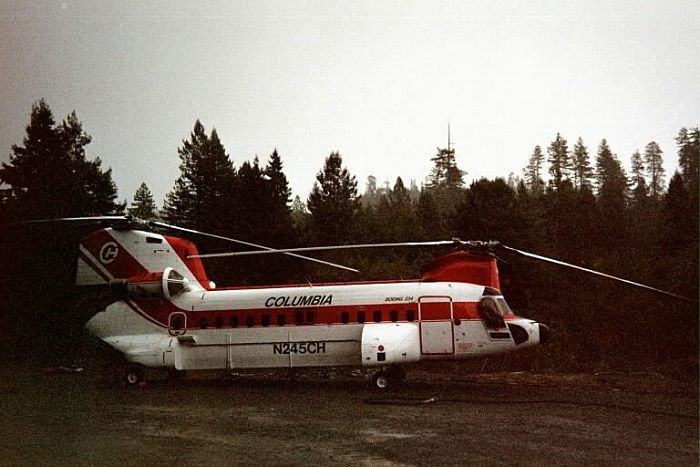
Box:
0;99;697;378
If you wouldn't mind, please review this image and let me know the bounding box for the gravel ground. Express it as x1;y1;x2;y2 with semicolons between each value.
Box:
0;367;696;466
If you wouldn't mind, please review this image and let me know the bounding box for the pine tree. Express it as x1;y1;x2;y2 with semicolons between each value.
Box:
307;152;360;244
425;145;466;235
643;141;665;199
661;172;694;248
408;179;421;202
265;149;291;210
547;133;571;190
416;188;442;239
234;157;267;240
263;149;293;244
595;139;628;250
128;182;158;219
572;137;593;190
362;175;379;208
290;195;309;231
427;147;465;190
629;149;648;204
675;127;699;220
378;177;417;241
0;99;120;219
454;178;524;244
524;145;545;194
163;120;234;229
594;139;627;198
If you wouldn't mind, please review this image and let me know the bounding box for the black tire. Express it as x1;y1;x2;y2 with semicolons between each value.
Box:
124;366;143;386
373;371;390;390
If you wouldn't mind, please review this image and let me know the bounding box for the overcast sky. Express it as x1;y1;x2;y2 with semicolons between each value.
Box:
1;0;698;205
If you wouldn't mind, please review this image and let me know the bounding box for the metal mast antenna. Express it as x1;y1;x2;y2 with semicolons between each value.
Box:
447;123;454;151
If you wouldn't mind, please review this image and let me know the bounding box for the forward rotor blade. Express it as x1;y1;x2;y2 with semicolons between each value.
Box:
500;245;694;302
149;221;359;273
189;240;468;259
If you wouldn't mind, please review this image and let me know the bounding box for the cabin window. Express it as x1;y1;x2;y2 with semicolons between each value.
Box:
295;310;304;324
277;314;286;326
246;315;255;328
341;311;349;324
262;314;271;327
198;317;208;329
214;316;224;329
306;310;315;323
390;310;398;322
373;310;382;322
230;316;239;328
357;311;366;323
406;309;415;322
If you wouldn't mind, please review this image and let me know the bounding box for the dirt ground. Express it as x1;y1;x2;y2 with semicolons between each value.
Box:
0;366;697;466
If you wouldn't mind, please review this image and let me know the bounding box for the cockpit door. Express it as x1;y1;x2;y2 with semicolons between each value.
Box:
418;296;455;355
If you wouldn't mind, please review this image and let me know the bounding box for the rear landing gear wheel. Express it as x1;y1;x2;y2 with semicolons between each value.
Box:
125;367;144;386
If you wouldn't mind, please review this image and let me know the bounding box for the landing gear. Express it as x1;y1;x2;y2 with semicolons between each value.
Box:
373;372;391;389
124;366;144;386
372;366;406;390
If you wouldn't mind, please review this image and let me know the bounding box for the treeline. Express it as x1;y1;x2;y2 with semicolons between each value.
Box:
0;99;698;377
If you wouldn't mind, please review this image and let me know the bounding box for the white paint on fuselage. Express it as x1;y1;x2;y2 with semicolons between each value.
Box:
84;280;542;371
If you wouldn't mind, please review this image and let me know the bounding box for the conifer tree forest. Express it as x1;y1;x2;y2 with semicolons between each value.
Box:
0;99;698;380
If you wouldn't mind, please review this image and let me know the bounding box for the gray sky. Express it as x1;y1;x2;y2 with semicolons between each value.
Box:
1;0;698;206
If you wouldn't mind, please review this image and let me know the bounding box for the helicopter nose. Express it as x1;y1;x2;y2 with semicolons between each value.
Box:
538;323;551;344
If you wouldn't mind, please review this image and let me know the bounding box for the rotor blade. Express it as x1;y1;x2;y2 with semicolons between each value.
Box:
148;221;359;273
189;240;470;259
500;245;694;302
20;215;128;224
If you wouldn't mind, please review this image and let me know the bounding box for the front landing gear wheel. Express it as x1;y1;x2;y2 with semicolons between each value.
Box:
124;367;144;386
373;372;390;390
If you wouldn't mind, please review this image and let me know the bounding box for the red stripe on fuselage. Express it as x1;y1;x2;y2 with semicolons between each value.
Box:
80;229;149;279
125;296;501;330
78;249;112;282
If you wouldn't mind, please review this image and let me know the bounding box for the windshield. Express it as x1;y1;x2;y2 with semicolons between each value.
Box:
496;297;512;314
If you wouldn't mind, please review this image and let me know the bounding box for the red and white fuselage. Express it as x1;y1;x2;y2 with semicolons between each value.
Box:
78;228;548;373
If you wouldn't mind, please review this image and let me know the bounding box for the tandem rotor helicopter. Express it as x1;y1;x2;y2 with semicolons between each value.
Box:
26;215;691;389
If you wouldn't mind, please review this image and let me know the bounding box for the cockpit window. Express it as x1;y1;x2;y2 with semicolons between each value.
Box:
496;297;512;314
479;296;506;329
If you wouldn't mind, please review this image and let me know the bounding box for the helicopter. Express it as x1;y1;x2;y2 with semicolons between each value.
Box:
26;215;690;389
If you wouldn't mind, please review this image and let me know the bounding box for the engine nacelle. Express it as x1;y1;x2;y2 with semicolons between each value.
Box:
110;267;190;300
361;323;421;366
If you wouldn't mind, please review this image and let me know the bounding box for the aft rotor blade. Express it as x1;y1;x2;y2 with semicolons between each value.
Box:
190;240;466;259
149;221;359;273
20;215;129;224
500;245;694;302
